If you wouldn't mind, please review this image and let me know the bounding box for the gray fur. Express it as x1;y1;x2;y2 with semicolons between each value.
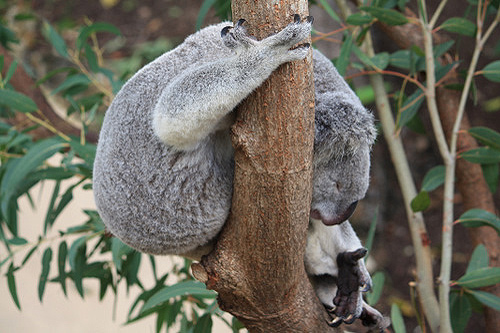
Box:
93;19;380;323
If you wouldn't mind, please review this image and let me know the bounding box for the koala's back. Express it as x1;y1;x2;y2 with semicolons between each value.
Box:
93;22;347;255
93;24;235;255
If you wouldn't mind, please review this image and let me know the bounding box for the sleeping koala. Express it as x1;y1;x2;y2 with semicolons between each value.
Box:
93;16;387;330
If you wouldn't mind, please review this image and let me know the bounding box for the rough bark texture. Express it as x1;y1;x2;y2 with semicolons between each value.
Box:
194;1;336;331
377;10;500;332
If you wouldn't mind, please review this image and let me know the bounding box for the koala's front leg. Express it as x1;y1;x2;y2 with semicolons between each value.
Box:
153;16;312;150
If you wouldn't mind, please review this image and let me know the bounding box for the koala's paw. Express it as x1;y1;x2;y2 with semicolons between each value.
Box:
327;248;372;327
221;19;257;49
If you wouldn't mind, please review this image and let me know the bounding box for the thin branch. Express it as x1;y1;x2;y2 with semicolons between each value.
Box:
429;0;448;29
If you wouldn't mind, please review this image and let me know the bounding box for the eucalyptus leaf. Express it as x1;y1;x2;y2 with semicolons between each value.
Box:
390;303;406;333
481;163;499;193
359;6;408;26
466;244;489;274
76;22;121;50
460;147;500;164
482;60;500;82
469;127;500;150
7;263;21;309
38;247;53;302
141;281;216;313
456;209;500;235
42;21;69;58
440;17;476;37
421;165;446;192
410;191;430;212
450;292;471;333
466;290;500;311
0;89;38;113
456;267;500;289
366;272;385;306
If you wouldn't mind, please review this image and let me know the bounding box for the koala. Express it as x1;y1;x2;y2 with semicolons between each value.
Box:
93;16;387;330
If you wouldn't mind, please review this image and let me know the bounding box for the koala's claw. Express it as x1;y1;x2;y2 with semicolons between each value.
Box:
307;15;314;24
294;13;301;23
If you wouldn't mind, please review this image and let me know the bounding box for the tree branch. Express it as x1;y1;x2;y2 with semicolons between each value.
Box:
194;1;336;331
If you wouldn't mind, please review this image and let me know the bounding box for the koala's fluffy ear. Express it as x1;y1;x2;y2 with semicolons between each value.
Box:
314;91;376;161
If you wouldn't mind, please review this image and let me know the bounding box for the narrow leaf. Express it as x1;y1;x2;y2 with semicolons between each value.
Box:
58;241;68;296
42;21;69;58
456;209;500;235
481;163;499;193
38;247;53;302
370;52;389;70
460;147;500;164
335;34;353;76
76;22;121;50
482;60;500;82
421;165;445;191
456;267;500;289
0;89;38;113
4;59;17;84
366;271;385;306
111;237;133;271
466;244;489;274
51;74;90;95
440;17;476;37
390;304;406;333
346;13;373;25
469;126;500;150
141;281;216;313
450;292;471;333
359;6;409;26
467;290;500;311
193;314;213;333
7;263;21;309
317;0;342;23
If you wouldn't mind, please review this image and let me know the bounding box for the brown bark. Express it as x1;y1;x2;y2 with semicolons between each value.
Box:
377;10;500;332
0;48;98;143
192;1;336;331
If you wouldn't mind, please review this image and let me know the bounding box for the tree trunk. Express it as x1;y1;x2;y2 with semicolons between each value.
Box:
192;0;336;331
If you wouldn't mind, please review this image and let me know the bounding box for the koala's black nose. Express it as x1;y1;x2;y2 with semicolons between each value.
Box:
339;201;358;223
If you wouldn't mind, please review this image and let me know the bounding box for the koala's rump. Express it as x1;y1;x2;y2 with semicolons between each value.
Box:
93;35;234;255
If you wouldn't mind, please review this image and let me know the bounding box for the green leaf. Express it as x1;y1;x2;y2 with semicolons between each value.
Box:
466;290;500;311
196;0;217;30
111;237;134;271
364;208;378;261
456;209;500;235
38;247;53;302
359;6;408;26
4;59;17;84
335;34;353;76
42;21;69;58
76;22;121;50
481;163;499;193
469;127;500;150
482;60;500;82
440;17;476;37
193;314;213;333
346;13;374;25
141;281;216;313
7;237;28;245
1;137;66;218
433;40;455;58
317;0;342;23
389;50;413;70
456;267;500;289
7;263;21;310
466;244;489;274
21;243;39;266
396;89;425;129
0;89;38;113
421;165;446;191
51;74;90;95
370;52;389;70
460;147;500;164
69;140;97;169
410;191;430;212
366;271;385;306
390;303;406;333
58;241;68;296
450;292;471;333
68;236;87;297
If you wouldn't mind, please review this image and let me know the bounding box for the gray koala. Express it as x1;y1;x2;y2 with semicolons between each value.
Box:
93;16;387;330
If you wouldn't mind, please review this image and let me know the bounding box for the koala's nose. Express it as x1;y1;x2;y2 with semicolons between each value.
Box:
312;201;359;226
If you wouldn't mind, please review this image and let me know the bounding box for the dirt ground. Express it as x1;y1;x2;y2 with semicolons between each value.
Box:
2;0;499;332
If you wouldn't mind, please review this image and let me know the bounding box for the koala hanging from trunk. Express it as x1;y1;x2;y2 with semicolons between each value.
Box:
93;15;388;330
